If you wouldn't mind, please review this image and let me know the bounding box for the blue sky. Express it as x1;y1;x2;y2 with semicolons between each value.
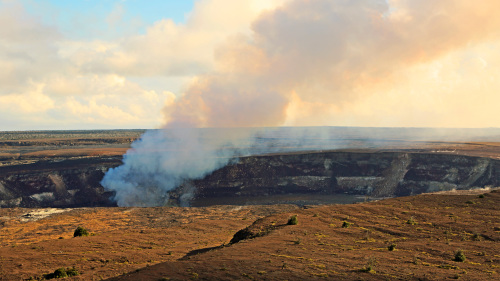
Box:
21;0;194;39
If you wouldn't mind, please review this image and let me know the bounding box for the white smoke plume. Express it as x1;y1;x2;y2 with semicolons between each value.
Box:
102;0;500;206
101;128;255;206
101;126;345;206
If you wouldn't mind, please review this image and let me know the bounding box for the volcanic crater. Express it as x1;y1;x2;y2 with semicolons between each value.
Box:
0;130;499;280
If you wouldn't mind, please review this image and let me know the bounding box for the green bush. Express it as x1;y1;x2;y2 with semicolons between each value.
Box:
53;268;67;278
478;194;485;198
406;217;417;225
287;215;298;225
472;233;482;241
454;249;466;262
388;243;396;251
45;267;79;279
73;226;89;237
65;267;79;276
341;221;351;228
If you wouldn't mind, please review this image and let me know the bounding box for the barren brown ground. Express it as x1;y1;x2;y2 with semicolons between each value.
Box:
0;205;298;280
3;129;500;163
0;191;498;280
108;190;500;281
0;191;500;280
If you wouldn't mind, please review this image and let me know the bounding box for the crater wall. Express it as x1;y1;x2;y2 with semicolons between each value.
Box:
1;152;499;208
0;158;119;208
187;152;500;203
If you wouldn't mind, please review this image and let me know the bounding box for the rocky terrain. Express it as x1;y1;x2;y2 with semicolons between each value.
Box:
113;189;500;281
0;190;498;280
0;130;499;280
2;142;500;208
0;130;142;208
0;204;299;280
186;151;500;205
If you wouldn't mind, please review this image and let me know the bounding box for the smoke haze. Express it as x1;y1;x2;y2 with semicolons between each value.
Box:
166;0;500;127
102;0;500;206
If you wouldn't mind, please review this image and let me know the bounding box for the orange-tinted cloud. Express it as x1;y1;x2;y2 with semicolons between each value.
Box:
164;0;500;128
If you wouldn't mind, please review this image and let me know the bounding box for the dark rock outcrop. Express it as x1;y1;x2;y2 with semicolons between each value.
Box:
0;158;119;208
1;151;499;208
190;152;500;201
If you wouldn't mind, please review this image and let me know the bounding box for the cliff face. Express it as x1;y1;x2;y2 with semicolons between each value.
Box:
0;158;119;208
1;152;499;208
190;152;500;202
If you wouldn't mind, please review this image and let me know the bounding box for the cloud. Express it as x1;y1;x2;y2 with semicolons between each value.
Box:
106;3;126;29
0;83;55;113
162;0;500;129
2;0;500;130
0;0;288;130
0;1;63;94
79;0;288;77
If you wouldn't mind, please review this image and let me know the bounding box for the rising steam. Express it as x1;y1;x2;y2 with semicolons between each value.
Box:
101;0;500;206
101;126;351;206
101;128;254;206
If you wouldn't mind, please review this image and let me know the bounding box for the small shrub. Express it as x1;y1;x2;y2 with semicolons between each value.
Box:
472;233;482;241
341;221;351;228
454;250;466;262
65;267;79;276
287;215;298;225
406;217;417;225
465;200;474;205
360;257;377;273
293;238;301;245
73;226;89;237
478;194;485;198
388;243;396;251
45;267;79;279
53;268;68;278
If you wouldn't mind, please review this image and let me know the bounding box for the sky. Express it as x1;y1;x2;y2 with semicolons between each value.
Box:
1;0;500;130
